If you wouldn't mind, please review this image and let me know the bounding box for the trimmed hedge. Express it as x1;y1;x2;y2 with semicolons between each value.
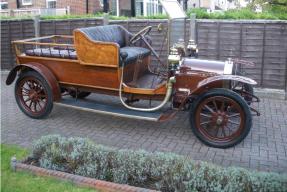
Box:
187;8;287;20
30;135;287;192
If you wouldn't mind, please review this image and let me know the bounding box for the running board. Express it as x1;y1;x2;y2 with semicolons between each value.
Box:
55;97;166;121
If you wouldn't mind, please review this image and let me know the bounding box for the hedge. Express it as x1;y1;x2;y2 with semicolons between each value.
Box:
29;135;287;192
187;8;287;20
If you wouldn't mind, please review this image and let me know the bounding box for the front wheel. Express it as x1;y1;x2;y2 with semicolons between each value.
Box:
189;88;252;148
15;71;53;119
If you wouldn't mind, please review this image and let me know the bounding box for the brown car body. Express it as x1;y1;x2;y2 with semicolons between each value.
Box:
6;25;259;148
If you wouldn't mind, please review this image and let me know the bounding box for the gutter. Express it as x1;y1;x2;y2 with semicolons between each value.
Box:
86;0;89;14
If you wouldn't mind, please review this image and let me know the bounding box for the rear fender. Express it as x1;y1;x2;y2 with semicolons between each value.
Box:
192;75;257;95
176;75;257;110
5;63;61;101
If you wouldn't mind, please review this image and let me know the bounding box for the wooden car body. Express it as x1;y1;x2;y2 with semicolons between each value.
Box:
10;28;167;101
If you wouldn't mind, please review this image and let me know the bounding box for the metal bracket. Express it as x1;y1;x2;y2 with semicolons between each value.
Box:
251;107;260;116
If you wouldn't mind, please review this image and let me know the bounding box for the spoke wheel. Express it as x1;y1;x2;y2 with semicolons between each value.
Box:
189;89;252;148
15;71;53;119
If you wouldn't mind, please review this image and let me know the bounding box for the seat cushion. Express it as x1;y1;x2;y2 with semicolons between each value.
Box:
25;46;151;66
120;47;151;67
78;25;128;48
26;48;77;59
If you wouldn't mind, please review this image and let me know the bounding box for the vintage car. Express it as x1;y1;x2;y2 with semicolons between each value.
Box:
5;1;260;148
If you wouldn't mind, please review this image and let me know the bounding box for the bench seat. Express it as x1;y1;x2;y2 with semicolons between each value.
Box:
25;46;150;66
25;48;78;59
75;25;151;67
120;47;150;66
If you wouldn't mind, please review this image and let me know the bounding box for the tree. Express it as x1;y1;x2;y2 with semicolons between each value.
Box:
248;0;287;12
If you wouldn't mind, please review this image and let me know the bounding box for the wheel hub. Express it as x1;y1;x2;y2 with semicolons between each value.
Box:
211;111;228;127
29;90;39;101
216;116;223;125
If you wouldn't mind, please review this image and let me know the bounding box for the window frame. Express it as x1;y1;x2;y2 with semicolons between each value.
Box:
46;0;57;8
22;0;33;6
0;2;8;10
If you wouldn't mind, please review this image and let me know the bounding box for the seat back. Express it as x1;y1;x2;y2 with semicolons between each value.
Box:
77;25;128;47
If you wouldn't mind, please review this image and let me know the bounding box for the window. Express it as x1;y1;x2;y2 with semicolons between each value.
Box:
136;0;161;16
46;0;56;8
0;2;8;10
136;0;144;16
22;0;32;6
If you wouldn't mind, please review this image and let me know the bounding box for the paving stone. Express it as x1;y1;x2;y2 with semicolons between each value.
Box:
1;74;287;173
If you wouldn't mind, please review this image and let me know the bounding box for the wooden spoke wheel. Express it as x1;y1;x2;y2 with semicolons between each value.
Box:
189;89;252;148
15;71;53;119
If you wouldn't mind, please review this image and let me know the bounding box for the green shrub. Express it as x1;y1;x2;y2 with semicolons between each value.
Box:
31;135;287;192
187;8;287;20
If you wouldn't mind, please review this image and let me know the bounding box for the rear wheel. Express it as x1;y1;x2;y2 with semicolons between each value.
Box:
189;88;252;148
15;71;53;119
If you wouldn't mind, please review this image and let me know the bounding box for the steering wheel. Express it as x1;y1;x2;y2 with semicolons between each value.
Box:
129;25;167;77
129;26;152;44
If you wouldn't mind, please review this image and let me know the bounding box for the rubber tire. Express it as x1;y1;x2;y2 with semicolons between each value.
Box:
189;88;252;148
69;91;91;99
15;71;53;119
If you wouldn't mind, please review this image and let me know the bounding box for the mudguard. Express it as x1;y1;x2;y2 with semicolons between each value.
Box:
5;63;61;101
192;75;257;95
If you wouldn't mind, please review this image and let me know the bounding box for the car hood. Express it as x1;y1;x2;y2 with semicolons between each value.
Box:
181;58;227;74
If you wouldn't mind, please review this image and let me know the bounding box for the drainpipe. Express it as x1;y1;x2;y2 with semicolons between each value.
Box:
116;0;119;16
131;0;135;17
103;0;109;13
86;0;89;14
16;0;20;8
184;0;188;10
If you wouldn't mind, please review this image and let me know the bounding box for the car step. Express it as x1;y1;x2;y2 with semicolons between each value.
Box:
55;97;170;122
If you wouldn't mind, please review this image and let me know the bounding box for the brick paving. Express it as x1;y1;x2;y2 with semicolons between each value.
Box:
1;73;287;173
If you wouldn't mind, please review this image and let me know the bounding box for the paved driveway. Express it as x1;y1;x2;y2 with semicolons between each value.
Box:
1;73;287;173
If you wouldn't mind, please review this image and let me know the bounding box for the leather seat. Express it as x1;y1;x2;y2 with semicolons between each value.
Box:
25;25;152;66
26;48;77;59
120;47;150;67
79;25;151;66
78;25;128;48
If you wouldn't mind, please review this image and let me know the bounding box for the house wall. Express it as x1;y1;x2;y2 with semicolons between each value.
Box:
3;0;102;14
117;0;132;16
187;0;211;9
2;0;17;9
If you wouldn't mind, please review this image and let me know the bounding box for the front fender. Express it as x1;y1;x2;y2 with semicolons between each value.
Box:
192;75;257;95
5;63;61;101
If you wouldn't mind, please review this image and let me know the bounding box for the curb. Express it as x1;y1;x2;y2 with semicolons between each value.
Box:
14;162;158;192
254;88;286;100
1;70;10;75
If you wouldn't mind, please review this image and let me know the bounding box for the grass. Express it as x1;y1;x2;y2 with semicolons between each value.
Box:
1;144;96;192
